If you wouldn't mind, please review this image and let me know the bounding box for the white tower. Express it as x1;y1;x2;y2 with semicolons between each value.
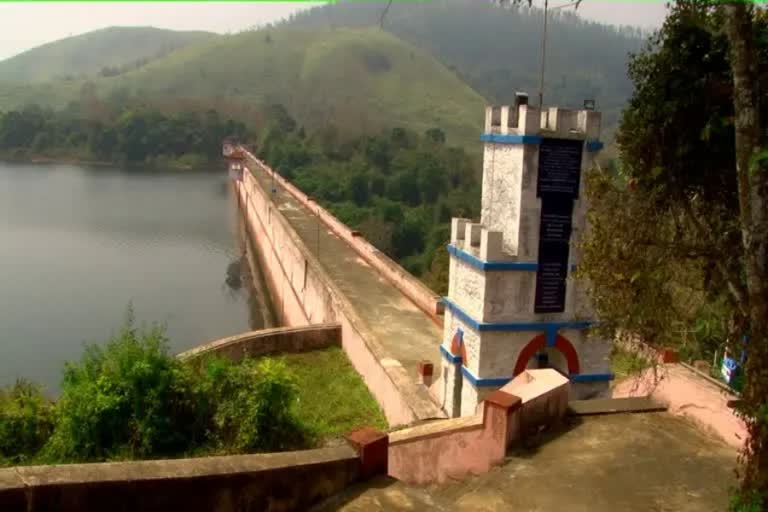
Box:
439;95;612;417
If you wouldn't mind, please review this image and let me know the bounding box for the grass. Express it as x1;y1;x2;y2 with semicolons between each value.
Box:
272;346;387;439
610;345;652;379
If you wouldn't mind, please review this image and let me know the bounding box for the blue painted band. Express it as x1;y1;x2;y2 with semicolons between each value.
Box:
482;133;602;152
569;373;614;383
586;140;604;152
481;133;543;145
439;344;461;364
447;244;538;271
447;245;578;273
460;365;512;388
441;297;593;336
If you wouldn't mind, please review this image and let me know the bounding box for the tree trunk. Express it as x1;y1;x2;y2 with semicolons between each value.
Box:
724;2;768;500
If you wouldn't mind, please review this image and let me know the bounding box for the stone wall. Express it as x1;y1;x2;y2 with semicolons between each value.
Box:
0;447;364;512
177;324;341;363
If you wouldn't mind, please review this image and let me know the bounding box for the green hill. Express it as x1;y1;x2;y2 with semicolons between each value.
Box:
0;27;487;150
286;0;645;135
0;26;214;83
107;27;486;147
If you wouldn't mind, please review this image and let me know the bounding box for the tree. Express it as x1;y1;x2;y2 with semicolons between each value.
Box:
723;2;768;503
579;2;767;505
425;127;446;145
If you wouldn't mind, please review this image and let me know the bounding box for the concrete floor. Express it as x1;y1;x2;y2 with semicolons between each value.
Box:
251;170;443;384
314;413;737;512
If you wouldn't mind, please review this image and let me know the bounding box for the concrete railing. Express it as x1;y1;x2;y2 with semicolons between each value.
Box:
177;324;341;363
0;446;366;512
244;150;444;325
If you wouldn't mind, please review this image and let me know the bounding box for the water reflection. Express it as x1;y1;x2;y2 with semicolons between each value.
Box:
225;258;244;291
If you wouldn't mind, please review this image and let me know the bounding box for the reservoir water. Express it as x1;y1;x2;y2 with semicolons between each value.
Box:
0;162;269;392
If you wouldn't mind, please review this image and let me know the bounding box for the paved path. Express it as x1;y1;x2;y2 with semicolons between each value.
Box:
249;168;443;389
314;413;736;511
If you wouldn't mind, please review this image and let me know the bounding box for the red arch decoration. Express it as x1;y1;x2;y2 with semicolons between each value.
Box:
513;334;580;376
450;329;468;367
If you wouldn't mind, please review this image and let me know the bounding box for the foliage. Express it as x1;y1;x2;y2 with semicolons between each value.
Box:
27;310;310;464
578;1;757;361
260;118;480;289
0;311;386;466
43;311;202;461
730;489;765;512
201;357;309;452
0;102;246;165
0;380;54;465
610;346;650;379
579;1;768;503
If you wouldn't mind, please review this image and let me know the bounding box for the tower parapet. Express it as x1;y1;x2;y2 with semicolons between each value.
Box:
439;97;611;417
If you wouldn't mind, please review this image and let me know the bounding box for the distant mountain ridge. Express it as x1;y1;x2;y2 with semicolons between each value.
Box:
0;2;644;147
0;26;488;151
285;0;644;132
0;26;215;83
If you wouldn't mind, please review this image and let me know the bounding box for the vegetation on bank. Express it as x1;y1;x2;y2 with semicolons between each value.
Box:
0;102;246;168
0;312;384;467
258;108;480;294
578;3;767;507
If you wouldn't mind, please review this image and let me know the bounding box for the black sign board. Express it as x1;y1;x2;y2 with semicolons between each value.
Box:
534;138;583;313
534;199;574;313
537;138;584;198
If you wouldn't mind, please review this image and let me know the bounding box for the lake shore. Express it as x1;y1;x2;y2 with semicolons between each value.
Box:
0;151;218;171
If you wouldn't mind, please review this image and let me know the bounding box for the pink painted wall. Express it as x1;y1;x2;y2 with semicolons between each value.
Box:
613;363;747;449
388;398;518;484
245;153;443;325
234;165;423;427
501;369;570;435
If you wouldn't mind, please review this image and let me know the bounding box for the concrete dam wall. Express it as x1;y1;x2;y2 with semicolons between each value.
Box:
233;150;445;427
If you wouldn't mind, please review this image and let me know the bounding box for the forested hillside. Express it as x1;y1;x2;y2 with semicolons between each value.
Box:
258;108;478;290
0;27;486;151
0;103;246;168
286;0;645;133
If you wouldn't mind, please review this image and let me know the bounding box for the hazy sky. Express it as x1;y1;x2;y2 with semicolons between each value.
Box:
0;1;669;62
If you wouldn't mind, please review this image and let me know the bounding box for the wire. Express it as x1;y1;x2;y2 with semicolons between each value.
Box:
379;0;393;29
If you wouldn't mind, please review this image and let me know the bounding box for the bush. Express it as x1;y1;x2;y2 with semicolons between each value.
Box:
202;357;310;452
0;380;54;465
1;312;312;465
44;315;200;462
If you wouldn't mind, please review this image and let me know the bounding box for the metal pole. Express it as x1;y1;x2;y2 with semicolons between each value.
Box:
538;0;548;108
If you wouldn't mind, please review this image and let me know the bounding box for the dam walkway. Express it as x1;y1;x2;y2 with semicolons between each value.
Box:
237;149;445;424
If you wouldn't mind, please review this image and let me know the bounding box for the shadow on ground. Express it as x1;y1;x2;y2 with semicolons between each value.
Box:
313;412;737;512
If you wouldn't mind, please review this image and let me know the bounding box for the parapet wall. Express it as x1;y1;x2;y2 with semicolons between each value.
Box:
234;155;437;426
388;369;569;484
177;324;341;363
0;447;363;512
